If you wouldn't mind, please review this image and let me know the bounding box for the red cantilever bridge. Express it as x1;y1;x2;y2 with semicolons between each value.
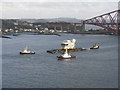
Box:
48;10;120;34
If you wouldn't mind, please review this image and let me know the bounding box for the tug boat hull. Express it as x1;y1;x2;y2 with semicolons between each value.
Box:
20;52;35;54
90;46;99;49
20;47;35;55
57;56;76;60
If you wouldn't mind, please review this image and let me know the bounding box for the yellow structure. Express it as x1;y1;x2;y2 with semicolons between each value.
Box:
61;39;76;49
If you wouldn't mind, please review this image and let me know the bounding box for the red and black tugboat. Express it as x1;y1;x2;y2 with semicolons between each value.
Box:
57;49;76;60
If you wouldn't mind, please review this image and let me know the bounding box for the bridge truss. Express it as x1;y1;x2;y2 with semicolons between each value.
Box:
84;10;120;34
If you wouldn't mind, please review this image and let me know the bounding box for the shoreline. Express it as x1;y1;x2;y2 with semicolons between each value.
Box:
1;31;115;36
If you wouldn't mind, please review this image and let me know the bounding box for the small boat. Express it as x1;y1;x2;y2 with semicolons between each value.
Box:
20;47;35;54
1;35;12;39
90;44;99;49
57;49;76;60
56;34;61;36
12;33;20;36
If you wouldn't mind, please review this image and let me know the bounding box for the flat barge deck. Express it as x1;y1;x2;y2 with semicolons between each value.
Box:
47;48;86;54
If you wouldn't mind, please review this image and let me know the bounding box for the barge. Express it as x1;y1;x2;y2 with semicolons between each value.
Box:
47;48;86;54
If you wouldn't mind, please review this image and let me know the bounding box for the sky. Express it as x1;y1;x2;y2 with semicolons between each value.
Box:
0;0;120;19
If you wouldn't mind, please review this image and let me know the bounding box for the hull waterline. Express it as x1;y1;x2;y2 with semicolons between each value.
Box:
57;56;76;60
20;52;35;54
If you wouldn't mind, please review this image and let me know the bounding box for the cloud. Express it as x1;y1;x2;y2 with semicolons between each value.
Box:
1;0;120;2
1;2;118;19
0;3;2;18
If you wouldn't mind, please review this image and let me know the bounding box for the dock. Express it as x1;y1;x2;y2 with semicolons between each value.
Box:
47;48;86;54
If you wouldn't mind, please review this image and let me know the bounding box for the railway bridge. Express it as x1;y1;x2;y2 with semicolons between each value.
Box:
47;10;120;34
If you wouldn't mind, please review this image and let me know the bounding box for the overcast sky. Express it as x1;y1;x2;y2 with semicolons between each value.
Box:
0;0;119;19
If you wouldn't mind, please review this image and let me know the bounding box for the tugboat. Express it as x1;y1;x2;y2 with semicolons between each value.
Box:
20;47;35;54
90;44;99;49
57;49;76;60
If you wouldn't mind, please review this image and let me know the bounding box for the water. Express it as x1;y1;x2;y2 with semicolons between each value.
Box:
2;34;118;88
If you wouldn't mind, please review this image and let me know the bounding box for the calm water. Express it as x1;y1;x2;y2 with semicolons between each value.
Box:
2;34;118;88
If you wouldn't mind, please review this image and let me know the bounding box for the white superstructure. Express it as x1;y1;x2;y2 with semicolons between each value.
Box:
61;49;71;58
61;39;76;49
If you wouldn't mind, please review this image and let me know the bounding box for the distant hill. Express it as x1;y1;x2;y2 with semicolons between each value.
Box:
2;18;102;30
46;17;81;23
0;19;2;28
19;19;48;23
19;17;81;23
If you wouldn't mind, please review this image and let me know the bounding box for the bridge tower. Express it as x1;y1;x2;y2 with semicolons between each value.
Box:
81;20;85;31
73;22;85;33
